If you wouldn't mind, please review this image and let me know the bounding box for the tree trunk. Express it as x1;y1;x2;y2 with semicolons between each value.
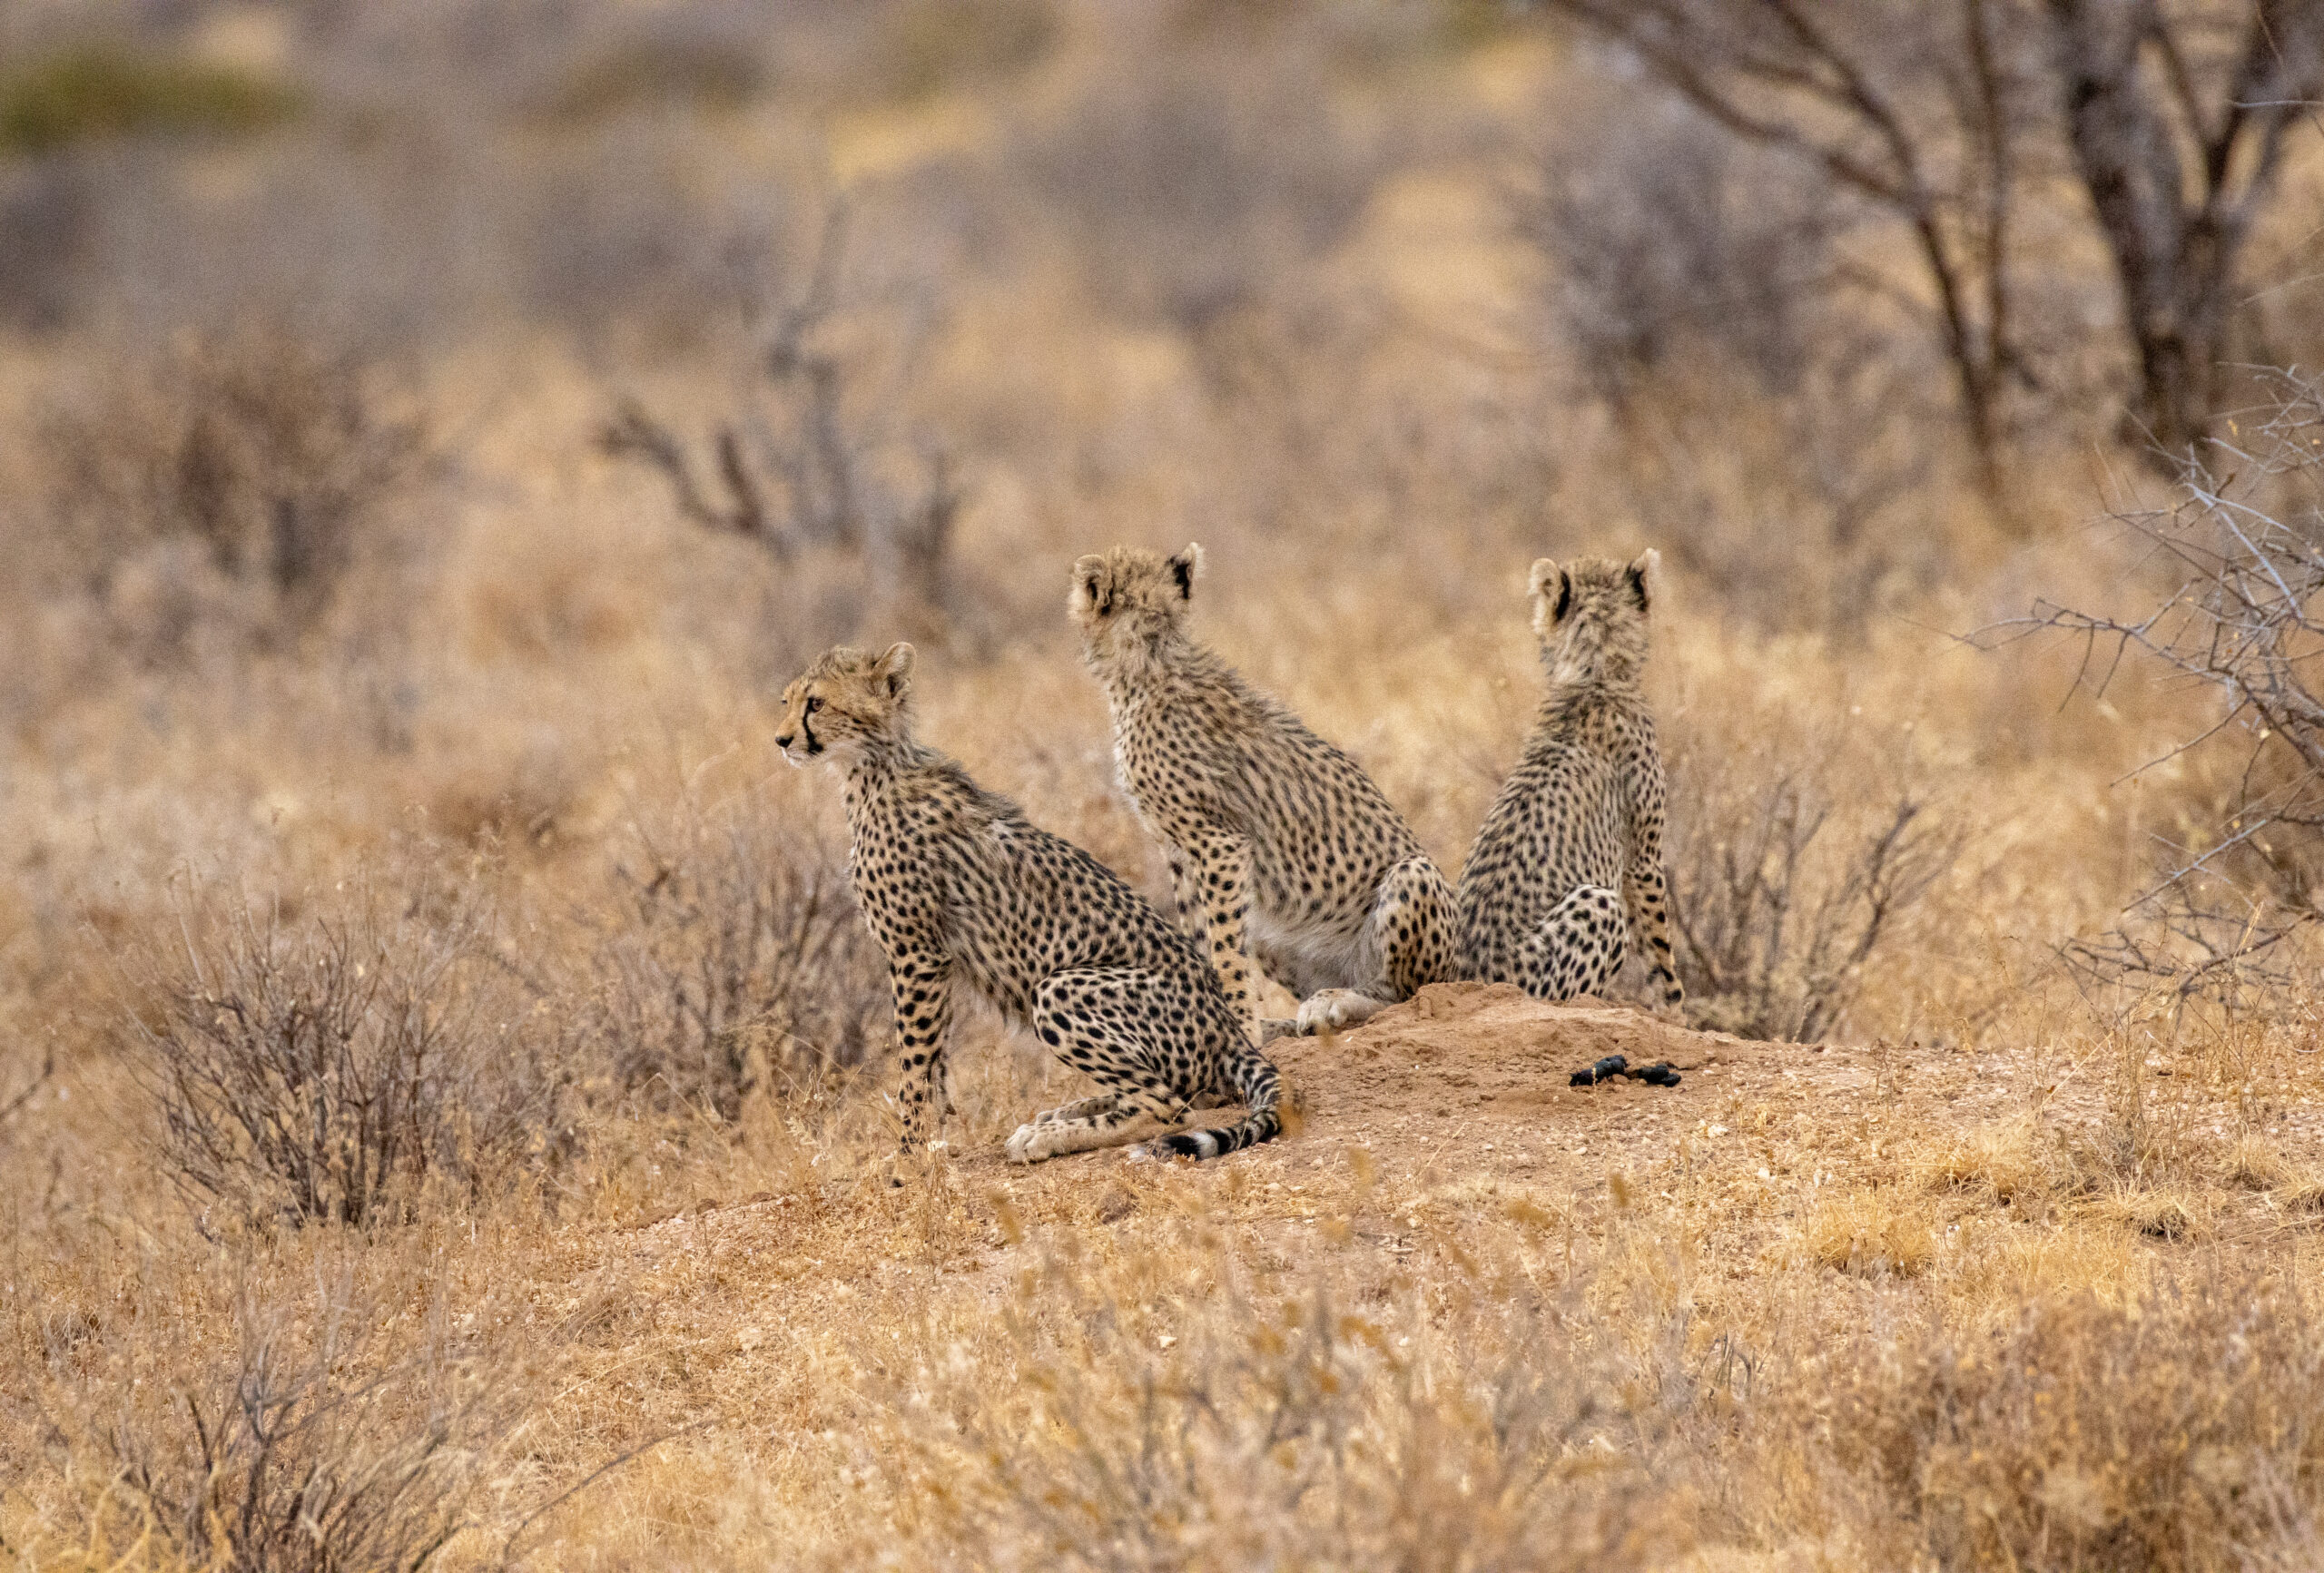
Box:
2044;0;2323;464
2047;0;2203;456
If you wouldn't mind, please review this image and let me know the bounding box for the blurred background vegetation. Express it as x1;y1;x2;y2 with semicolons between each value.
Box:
6;2;2324;1568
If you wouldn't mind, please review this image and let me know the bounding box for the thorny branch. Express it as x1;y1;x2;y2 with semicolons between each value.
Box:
1983;369;2324;1000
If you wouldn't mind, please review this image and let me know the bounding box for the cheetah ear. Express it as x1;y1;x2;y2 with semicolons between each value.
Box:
1166;542;1204;603
874;641;916;699
1068;553;1110;620
1628;548;1659;613
1528;558;1571;624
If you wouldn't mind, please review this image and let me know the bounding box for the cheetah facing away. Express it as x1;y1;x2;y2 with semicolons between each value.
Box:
1456;551;1684;1009
776;642;1281;1164
1071;545;1459;1041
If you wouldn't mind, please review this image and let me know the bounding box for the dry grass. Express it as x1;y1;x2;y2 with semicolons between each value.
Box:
1801;1188;1938;1278
5;5;2324;1569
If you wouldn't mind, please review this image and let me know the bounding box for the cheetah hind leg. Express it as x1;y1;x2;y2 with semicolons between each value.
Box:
1030;1092;1120;1126
1032;1087;1229;1124
1008;968;1194;1163
1295;853;1458;1035
1008;1080;1183;1162
1517;883;1628;1001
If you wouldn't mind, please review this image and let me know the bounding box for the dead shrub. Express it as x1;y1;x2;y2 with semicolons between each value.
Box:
121;880;566;1230
598;193;967;646
873;0;1057;103
1666;709;1962;1042
1514;79;1946;635
541;30;769;123
2003;371;2324;1007
1787;1273;2324;1571
589;794;888;1123
44;331;424;655
55;1277;506;1573
0;155;93;332
1518;88;1846;408
872;1223;1700;1568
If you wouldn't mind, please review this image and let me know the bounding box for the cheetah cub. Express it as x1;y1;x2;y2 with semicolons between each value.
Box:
1071;545;1458;1041
777;642;1281;1164
1456;551;1684;1009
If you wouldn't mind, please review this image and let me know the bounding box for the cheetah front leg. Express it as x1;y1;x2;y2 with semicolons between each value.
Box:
888;950;954;1152
1625;839;1685;1013
1514;883;1627;1002
1167;828;1267;1040
1295;854;1457;1035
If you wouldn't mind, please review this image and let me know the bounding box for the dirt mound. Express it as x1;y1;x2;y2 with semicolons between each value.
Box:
1325;981;1740;1085
1254;980;1761;1141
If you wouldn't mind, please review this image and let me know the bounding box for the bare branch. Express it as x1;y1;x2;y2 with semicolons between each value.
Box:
1540;0;2028;477
0;1047;54;1126
1994;368;2324;1001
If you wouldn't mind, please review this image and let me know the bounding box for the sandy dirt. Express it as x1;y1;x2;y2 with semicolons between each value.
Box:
602;984;2000;1314
497;977;2324;1525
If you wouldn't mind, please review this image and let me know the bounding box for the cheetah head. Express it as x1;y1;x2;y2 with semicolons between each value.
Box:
1068;543;1203;666
776;643;915;768
1530;549;1658;683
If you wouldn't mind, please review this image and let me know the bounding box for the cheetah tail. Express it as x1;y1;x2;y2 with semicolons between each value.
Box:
1160;1055;1283;1160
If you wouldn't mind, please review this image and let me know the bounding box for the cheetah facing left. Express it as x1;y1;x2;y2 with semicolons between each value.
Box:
776;642;1282;1164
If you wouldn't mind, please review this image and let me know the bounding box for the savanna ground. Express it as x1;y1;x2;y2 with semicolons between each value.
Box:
5;3;2324;1568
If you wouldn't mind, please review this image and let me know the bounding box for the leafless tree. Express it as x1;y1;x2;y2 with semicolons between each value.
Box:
2044;0;2324;460
1986;368;2324;1000
1535;0;2324;474
1534;0;2042;487
599;194;964;625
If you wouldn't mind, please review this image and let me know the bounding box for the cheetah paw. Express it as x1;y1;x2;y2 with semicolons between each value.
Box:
1296;989;1385;1036
1009;1122;1086;1164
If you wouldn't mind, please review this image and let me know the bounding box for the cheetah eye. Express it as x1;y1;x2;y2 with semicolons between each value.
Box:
805;696;823;713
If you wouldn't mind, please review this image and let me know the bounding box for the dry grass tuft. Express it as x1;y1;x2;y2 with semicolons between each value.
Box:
2083;1186;2211;1242
1801;1188;1937;1277
1784;1273;2324;1571
1913;1116;2056;1213
2222;1132;2296;1192
868;1219;1701;1569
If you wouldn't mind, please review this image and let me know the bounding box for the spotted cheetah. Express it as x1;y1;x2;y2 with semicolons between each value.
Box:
1456;551;1684;1009
776;642;1281;1163
1070;545;1458;1041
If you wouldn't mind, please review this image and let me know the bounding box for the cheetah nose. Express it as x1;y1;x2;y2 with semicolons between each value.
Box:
774;733;793;750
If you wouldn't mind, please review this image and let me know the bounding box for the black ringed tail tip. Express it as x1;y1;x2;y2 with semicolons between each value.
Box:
1161;1109;1282;1160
